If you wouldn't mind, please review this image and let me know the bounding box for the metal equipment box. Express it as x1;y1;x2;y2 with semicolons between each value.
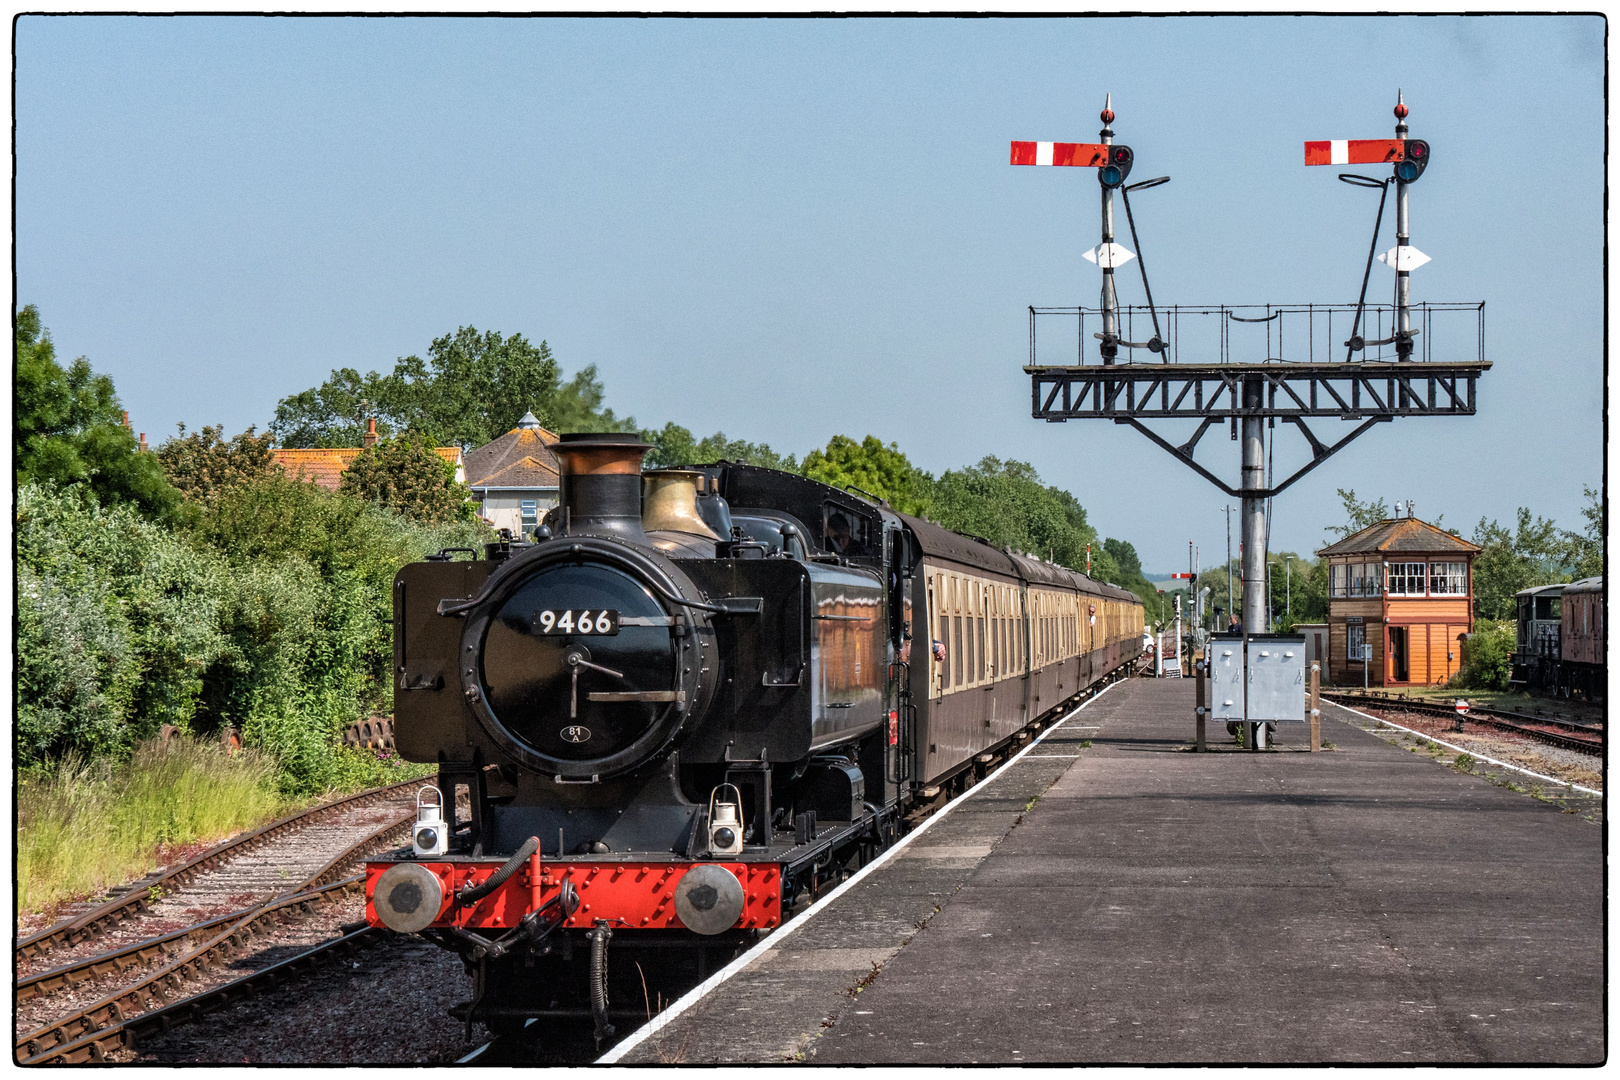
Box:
1206;633;1306;723
1246;634;1306;722
1209;634;1244;722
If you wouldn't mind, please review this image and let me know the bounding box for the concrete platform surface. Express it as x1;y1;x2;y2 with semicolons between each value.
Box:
622;677;1603;1064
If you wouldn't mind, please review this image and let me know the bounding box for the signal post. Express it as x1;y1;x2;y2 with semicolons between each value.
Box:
1013;93;1487;748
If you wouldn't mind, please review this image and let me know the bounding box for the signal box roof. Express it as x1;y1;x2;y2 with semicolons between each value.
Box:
1316;517;1481;558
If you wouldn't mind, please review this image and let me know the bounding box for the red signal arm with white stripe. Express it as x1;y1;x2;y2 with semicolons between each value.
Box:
1304;139;1406;166
1011;141;1111;167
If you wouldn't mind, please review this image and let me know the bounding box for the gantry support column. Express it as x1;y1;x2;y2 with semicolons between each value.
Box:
1240;374;1268;749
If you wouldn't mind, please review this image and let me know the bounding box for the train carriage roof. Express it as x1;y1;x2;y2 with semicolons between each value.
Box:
1563;576;1603;596
898;513;1140;606
1513;582;1569;599
896;512;1019;578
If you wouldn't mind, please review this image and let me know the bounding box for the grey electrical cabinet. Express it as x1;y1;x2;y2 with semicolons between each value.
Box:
1246;634;1306;722
1205;632;1306;723
1209;634;1244;722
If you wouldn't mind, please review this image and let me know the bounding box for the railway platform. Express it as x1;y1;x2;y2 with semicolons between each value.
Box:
609;676;1602;1065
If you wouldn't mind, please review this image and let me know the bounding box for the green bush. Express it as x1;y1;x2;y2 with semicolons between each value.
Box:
1453;620;1515;691
17;484;226;761
18;478;490;795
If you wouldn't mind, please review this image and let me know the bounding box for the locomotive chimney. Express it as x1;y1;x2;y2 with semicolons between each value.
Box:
552;432;655;542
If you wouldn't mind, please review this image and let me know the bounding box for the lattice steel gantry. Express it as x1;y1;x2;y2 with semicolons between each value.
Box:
1012;93;1490;743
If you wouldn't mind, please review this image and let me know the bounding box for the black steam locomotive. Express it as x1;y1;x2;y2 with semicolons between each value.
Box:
365;433;1144;1041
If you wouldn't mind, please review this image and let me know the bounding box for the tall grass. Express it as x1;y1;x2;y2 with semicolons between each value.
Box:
18;737;286;915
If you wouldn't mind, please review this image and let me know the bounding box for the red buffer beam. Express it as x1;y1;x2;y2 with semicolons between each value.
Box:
1011;141;1111;167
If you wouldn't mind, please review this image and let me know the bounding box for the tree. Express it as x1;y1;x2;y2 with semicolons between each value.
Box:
338;436;475;524
157;424;283;504
928;457;1098;572
547;364;640;434
267;367;388;449
15;305;184;522
641;423;799;472
274;326;575;450
1470;508;1565;620
1561;484;1603;580
1322;488;1390;541
801;435;933;516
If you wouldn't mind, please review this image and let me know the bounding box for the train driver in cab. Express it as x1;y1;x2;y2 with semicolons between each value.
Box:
825;512;869;557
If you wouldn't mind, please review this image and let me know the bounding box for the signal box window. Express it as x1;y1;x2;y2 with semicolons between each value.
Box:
1386;562;1426;596
1429;562;1467;596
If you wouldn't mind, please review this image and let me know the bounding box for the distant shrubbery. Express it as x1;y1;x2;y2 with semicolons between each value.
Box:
17;477;487;794
1452;620;1515;691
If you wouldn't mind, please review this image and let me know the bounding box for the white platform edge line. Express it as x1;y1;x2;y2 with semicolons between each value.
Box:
596;678;1125;1064
1327;701;1603;798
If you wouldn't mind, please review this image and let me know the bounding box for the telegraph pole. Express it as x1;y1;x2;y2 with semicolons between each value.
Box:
1224;504;1233;627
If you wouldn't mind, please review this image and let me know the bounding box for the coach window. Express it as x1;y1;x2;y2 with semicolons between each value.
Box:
946;605;959;689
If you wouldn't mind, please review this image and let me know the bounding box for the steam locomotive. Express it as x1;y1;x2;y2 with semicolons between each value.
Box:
364;433;1144;1042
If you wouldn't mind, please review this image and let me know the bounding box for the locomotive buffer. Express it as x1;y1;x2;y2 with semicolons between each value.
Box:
1013;93;1490;747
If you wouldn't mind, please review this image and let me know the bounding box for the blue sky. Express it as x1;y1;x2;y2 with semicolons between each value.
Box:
15;15;1604;574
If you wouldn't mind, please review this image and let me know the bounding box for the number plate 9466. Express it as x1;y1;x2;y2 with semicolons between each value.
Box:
533;609;619;635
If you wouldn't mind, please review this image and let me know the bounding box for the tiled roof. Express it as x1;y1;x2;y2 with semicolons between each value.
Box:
273;446;464;492
471;455;559;491
464;424;561;487
1316;517;1481;557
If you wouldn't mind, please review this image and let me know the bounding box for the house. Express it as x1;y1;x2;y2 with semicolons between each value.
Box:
272;418;465;492
464;411;562;536
1316;514;1481;687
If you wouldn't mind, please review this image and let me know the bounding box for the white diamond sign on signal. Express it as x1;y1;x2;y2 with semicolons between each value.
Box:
1376;245;1430;271
1082;242;1135;269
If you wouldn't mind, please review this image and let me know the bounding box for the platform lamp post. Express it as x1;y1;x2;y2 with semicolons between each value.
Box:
1285;555;1293;622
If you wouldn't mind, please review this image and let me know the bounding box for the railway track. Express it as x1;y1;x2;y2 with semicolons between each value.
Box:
15;781;425;1063
17;777;421;962
1322;691;1603;755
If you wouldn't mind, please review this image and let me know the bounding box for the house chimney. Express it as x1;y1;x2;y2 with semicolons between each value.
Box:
138;433;148;452
122;411;130;429
363;417;379;449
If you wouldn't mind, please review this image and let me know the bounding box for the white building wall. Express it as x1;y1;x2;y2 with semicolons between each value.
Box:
478;491;558;535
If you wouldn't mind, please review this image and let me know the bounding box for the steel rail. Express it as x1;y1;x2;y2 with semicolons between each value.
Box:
19;925;399;1064
1322;692;1602;755
16;810;411;1060
16;777;423;960
15;873;361;1005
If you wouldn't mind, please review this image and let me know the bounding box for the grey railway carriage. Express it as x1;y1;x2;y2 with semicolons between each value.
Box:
365;433;1143;1042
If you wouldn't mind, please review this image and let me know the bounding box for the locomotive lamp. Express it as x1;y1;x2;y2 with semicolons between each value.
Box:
413;785;449;857
708;784;744;857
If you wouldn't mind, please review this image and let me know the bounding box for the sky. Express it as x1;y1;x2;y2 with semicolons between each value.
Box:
15;15;1605;575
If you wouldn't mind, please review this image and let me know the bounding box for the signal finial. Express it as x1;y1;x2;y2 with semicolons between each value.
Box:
1393;88;1408;120
1100;93;1115;126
